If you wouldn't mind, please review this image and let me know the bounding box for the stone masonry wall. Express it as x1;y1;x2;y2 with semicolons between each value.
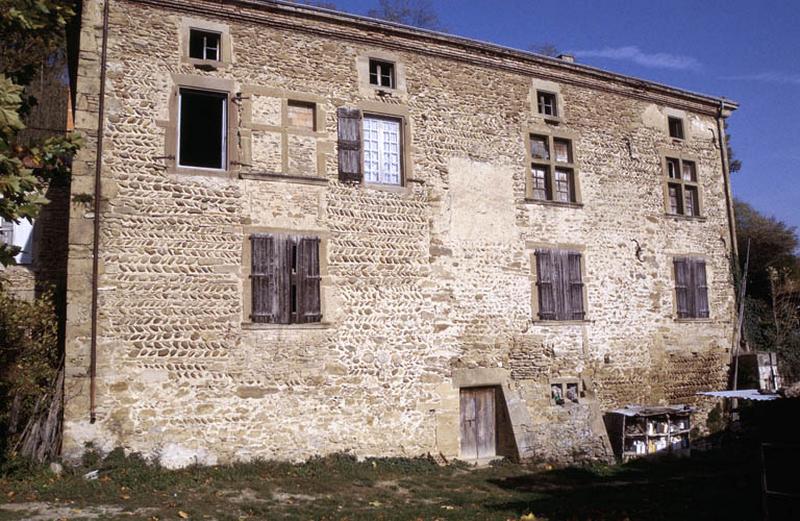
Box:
63;0;736;466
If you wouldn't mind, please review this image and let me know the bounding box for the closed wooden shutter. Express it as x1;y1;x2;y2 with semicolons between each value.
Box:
250;234;276;323
552;250;569;320
296;236;322;323
535;250;556;320
337;107;362;183
567;252;585;320
693;259;709;318
674;258;690;318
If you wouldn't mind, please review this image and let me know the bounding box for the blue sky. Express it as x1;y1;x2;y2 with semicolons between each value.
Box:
326;0;800;230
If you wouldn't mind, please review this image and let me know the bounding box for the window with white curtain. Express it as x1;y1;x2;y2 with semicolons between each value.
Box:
363;115;402;185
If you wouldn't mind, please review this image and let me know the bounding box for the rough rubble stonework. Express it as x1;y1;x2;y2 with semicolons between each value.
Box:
62;0;737;465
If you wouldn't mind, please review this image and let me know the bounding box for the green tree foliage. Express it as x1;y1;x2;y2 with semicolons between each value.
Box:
0;0;82;266
367;0;442;30
735;199;799;301
735;199;800;383
0;284;60;460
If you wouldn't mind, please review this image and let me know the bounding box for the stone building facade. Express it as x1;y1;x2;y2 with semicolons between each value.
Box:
62;0;739;466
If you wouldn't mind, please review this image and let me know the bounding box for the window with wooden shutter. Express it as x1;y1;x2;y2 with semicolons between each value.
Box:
337;107;362;183
251;234;277;323
250;233;321;325
694;260;709;318
535;250;556;320
296;237;322;323
674;258;690;318
535;249;585;321
674;257;709;319
567;252;585;320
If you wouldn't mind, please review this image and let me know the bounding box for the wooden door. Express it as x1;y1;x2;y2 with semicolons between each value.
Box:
460;387;496;460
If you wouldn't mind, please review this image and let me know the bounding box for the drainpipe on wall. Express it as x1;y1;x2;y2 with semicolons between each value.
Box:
90;0;111;424
716;100;738;260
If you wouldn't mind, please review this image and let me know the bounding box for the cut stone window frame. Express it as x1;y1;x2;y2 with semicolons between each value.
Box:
662;154;702;217
530;79;565;123
180;18;232;69
336;103;412;188
368;59;395;89
356;52;408;101
163;74;238;176
526;132;580;205
237;86;329;180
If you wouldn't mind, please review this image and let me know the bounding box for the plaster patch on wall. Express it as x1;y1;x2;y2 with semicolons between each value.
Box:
446;157;516;243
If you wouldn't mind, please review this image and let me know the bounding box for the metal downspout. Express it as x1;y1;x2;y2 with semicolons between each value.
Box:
717;102;738;259
90;0;111;424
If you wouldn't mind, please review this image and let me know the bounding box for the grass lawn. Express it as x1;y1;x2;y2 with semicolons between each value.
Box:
0;442;762;521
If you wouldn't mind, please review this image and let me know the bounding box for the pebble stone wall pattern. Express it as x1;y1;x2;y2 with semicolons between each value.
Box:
61;0;739;467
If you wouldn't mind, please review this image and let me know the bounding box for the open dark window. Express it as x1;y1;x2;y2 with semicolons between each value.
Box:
668;117;684;139
369;59;395;88
250;233;321;324
534;249;585;321
189;29;221;61
674;258;709;319
178;89;227;170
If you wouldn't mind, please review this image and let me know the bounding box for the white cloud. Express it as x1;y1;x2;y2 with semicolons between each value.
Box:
571;46;702;71
721;72;800;85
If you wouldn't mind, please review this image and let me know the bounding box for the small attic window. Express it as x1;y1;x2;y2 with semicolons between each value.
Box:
668;117;685;139
537;91;558;118
189;29;221;61
369;59;395;89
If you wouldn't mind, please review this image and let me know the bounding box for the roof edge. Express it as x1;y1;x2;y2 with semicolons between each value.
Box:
134;0;740;113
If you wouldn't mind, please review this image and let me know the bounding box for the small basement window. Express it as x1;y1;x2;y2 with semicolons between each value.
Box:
189;29;221;61
668;117;685;139
537;91;558;118
369;59;395;89
178;89;227;170
551;380;580;405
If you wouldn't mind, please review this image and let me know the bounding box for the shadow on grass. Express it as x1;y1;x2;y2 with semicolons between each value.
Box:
485;441;762;521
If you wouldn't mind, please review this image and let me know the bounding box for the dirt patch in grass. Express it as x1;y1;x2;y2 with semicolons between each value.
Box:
0;444;762;521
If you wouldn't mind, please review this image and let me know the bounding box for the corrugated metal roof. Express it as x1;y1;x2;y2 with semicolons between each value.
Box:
608;405;695;417
698;389;781;401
